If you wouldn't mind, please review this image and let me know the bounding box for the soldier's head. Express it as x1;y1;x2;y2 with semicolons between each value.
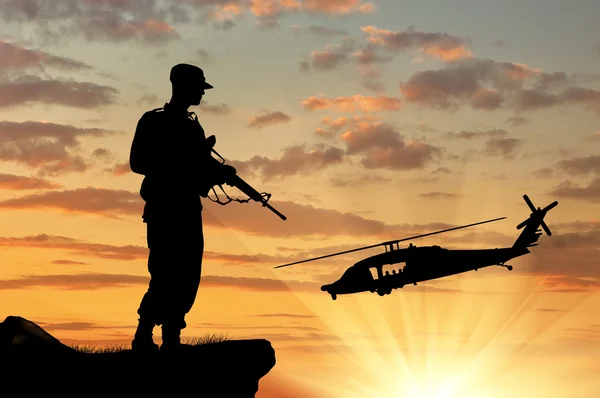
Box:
169;63;213;106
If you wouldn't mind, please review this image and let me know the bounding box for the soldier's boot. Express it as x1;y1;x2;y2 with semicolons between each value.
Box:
160;325;193;352
131;318;159;352
160;325;182;351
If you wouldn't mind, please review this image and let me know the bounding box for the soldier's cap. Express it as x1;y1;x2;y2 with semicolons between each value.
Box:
170;63;213;89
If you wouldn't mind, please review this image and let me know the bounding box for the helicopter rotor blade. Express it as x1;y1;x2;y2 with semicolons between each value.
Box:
382;217;506;246
273;216;506;269
541;221;552;236
273;242;384;269
543;201;558;213
523;194;536;213
516;219;529;230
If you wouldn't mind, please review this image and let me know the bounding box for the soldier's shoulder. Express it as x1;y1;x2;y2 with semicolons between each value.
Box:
139;106;167;122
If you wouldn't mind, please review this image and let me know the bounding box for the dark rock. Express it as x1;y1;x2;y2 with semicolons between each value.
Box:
0;316;276;397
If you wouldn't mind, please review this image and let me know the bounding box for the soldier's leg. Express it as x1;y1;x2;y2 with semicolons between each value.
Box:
161;215;204;348
133;217;169;350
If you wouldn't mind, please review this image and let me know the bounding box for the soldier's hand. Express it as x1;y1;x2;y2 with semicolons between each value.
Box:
206;135;216;148
221;165;237;186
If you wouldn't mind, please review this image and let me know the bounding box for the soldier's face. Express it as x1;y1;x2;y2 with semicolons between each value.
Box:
190;79;205;105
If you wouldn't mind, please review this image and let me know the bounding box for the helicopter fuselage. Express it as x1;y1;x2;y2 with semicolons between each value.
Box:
321;245;530;299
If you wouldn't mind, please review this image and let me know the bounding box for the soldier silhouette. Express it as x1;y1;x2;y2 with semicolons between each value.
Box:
129;63;236;352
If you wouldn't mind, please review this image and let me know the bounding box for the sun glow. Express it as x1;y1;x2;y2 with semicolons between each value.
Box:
272;270;596;398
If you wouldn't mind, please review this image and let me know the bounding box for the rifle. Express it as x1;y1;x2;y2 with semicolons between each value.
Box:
201;136;287;221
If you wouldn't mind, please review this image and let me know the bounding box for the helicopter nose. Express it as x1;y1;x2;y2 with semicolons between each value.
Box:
321;284;331;292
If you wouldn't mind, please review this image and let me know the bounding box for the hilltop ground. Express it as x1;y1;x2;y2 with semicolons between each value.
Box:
0;316;276;396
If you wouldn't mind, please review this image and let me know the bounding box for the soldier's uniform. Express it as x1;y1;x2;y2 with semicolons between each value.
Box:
130;95;226;349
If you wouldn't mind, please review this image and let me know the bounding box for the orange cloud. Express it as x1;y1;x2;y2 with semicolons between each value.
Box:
301;94;401;112
0;187;143;219
0;40;92;71
111;162;130;176
0;174;63;190
360;26;472;61
0;234;147;260
0;272;318;292
301;0;373;14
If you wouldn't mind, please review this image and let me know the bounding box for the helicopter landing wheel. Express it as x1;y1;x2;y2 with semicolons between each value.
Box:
331;293;337;300
507;265;513;271
377;290;385;296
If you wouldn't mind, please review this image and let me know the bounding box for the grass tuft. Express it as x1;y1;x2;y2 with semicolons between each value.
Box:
67;332;230;353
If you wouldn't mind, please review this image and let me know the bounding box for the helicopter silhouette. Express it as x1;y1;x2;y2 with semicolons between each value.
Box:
274;194;558;300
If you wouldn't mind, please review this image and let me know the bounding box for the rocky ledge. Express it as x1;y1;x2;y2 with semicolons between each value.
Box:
0;316;276;397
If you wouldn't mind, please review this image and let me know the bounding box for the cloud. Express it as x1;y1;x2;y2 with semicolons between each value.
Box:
583;132;600;142
314;115;379;139
111;162;131;176
339;120;442;170
0;272;319;292
197;101;233;115
506;116;529;126
304;38;356;71
248;111;291;129
230;143;345;180
0;231;318;267
301;26;471;91
0;0;181;45
548;178;600;203
0;234;147;261
360;26;472;61
201;198;470;239
399;58;600;114
0;39;92;72
237;116;442;179
0;185;506;242
252;313;316;319
329;173;391;187
0;0;376;39
306;25;349;37
301;94;402;112
443;129;507;140
0;75;119;109
0;173;62;189
196;48;214;63
419;192;460;199
483;137;524;159
36;321;131;331
78;17;179;44
52;259;89;265
555;155;600;176
0;187;143;219
0;121;120;176
0;273;148;290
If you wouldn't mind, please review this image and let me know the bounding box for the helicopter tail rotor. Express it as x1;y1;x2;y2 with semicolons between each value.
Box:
513;195;558;249
516;194;558;236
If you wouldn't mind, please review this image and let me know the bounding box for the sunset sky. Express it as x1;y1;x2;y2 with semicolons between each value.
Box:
1;0;599;396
